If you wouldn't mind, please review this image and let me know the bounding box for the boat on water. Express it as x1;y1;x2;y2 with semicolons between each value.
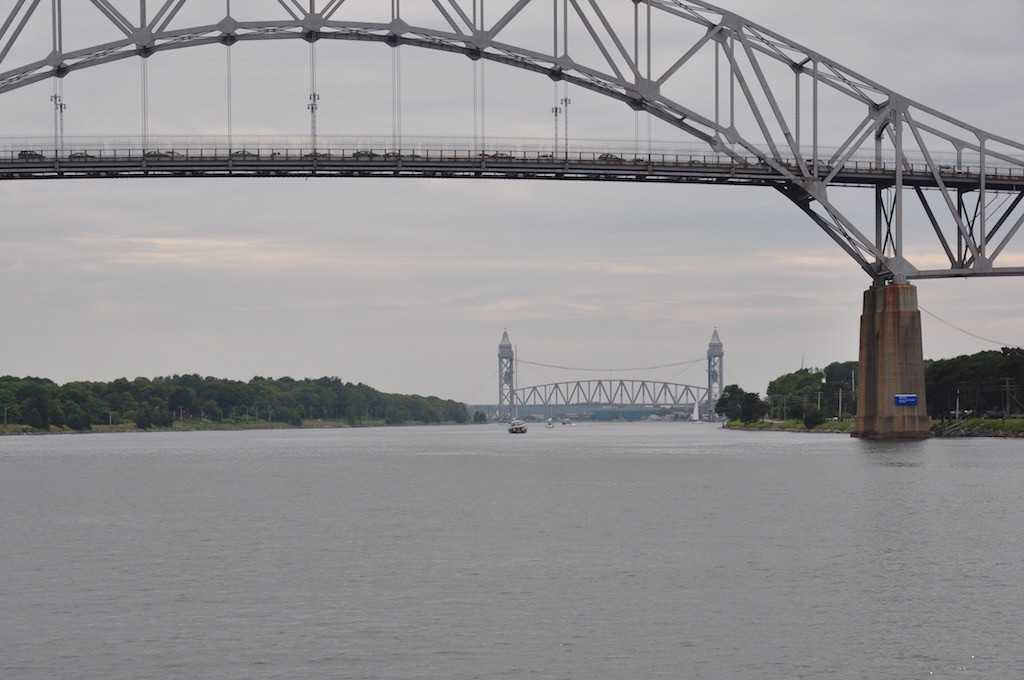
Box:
508;419;528;434
546;417;554;429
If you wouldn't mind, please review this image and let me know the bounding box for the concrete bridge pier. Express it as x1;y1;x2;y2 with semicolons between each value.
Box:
852;282;932;439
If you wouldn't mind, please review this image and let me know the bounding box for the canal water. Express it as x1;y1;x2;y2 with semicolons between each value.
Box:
2;424;1022;679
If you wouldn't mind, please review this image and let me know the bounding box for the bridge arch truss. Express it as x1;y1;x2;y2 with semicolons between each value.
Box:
517;379;706;412
3;1;1024;282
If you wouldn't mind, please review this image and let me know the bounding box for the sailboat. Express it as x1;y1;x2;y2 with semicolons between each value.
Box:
508;341;527;433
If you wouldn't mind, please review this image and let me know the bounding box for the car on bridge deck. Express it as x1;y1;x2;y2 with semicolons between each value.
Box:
383;151;422;160
598;153;623;162
303;151;333;160
230;150;258;159
143;150;184;159
17;150;44;160
352;150;380;160
68;151;96;160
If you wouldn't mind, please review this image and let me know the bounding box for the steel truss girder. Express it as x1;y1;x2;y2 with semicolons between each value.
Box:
516;380;706;408
2;1;1024;281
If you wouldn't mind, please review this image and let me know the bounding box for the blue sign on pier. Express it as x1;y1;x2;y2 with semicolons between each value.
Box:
894;394;918;406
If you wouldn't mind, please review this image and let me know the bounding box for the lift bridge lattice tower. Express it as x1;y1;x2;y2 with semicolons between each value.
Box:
706;329;724;418
497;330;515;421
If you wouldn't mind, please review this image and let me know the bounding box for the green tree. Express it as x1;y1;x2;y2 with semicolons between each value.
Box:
202;399;223;422
18;380;54;430
715;384;745;421
802;407;826;430
740;391;768;423
167;386;196;419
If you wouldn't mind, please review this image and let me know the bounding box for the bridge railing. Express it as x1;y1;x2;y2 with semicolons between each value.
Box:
1;135;1022;181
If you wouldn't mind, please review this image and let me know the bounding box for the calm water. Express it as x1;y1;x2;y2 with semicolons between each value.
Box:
2;424;1022;679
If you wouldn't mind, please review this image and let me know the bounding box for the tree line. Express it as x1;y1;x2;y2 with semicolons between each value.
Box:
926;347;1024;419
715;347;1024;426
716;360;858;427
0;374;469;431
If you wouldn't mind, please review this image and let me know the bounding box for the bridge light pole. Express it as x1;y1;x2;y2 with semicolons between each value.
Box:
552;102;561;157
51;81;65;157
140;57;149;152
308;41;319;152
560;90;571;161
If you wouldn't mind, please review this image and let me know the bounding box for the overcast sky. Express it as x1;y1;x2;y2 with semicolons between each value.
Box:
2;0;1023;402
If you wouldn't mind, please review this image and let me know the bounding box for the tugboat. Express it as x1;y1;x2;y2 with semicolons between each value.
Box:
508;418;528;434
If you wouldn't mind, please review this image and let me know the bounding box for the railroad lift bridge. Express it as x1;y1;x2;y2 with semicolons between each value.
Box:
3;1;1024;437
495;329;724;422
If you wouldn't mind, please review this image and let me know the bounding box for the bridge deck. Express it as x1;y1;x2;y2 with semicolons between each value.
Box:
3;146;1022;191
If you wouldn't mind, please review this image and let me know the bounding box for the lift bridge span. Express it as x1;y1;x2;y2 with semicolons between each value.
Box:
516;379;707;411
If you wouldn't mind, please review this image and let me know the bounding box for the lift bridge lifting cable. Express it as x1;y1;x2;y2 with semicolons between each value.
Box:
465;356;705;404
517;357;705;373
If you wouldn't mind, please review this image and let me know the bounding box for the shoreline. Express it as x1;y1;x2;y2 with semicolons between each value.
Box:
0;418;474;436
725;418;1024;438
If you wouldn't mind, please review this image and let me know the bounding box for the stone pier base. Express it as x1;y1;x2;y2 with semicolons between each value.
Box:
852;282;931;439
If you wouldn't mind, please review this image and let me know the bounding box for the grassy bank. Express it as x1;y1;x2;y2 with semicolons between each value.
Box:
931;418;1024;438
724;419;855;434
725;417;1024;438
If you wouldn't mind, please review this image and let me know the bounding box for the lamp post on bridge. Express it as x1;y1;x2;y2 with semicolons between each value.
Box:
51;85;65;157
560;93;571;161
308;41;319;152
552;102;561;158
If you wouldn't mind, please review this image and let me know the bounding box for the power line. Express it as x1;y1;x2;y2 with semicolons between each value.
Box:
919;306;1015;348
517;357;705;373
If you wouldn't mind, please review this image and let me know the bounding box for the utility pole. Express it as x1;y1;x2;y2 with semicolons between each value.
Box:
838;388;844;420
1001;377;1015;420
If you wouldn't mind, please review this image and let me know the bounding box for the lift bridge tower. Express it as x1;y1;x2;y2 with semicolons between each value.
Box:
497;330;515;421
706;329;724;419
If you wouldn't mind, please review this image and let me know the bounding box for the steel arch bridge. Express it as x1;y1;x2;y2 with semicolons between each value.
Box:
2;1;1024;284
516;379;706;412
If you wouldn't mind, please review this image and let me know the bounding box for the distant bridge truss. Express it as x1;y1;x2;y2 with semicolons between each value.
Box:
516;380;706;412
2;1;1024;282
